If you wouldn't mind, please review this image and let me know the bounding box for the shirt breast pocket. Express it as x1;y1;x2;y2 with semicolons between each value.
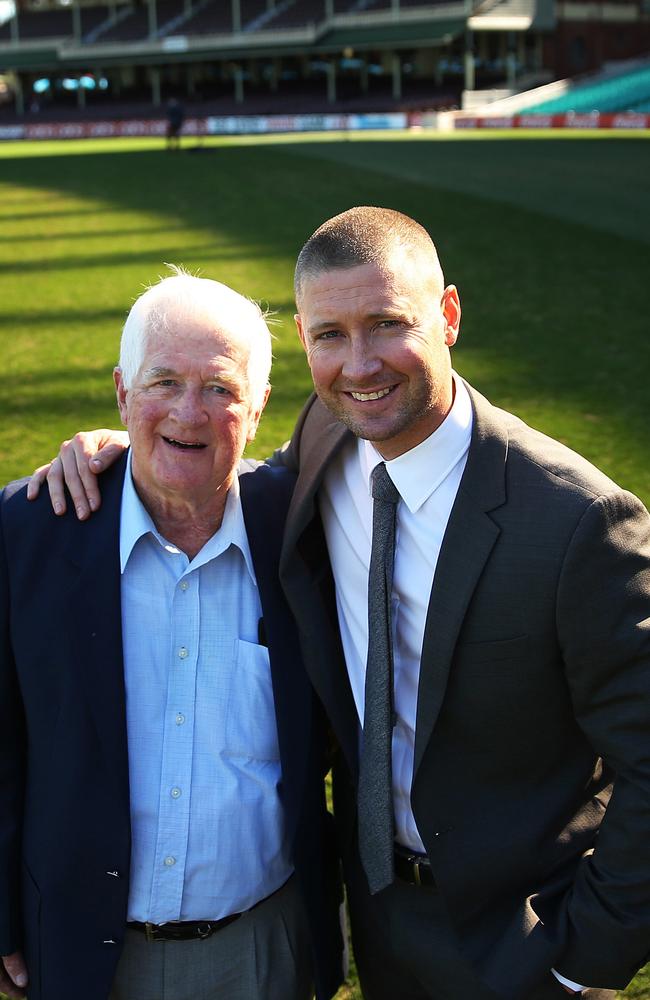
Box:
224;639;280;761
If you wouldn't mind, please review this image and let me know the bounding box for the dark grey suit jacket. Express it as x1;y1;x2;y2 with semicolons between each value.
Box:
277;381;650;1000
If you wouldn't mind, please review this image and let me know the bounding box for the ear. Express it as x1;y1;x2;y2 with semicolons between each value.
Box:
294;314;308;353
114;367;129;428
246;385;272;443
441;285;461;347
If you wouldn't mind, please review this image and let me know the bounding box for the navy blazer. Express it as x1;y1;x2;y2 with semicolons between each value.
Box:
0;454;343;1000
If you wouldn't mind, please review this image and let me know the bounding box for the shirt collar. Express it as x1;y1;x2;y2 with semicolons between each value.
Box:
361;373;473;514
119;451;256;582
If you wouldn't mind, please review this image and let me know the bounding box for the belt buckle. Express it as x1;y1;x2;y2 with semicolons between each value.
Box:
143;922;161;943
196;923;213;940
408;855;423;886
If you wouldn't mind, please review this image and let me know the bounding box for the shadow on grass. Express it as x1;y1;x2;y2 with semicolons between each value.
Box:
2;308;127;325
0;223;192;245
0;206;116;222
1;140;648;497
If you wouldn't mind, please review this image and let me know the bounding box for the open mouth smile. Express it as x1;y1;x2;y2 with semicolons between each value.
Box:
163;437;207;450
348;386;395;402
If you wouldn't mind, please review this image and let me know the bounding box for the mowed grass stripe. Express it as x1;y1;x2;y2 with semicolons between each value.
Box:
0;134;648;997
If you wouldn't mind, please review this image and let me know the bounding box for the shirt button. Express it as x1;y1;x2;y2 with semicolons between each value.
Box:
179;581;189;591
178;647;188;659
175;713;185;726
164;856;176;867
171;787;182;799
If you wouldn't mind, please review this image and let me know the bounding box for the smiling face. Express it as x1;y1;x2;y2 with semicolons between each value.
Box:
295;255;461;459
114;313;269;516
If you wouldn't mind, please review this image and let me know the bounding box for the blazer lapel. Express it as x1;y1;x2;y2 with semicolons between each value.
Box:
280;403;361;774
64;456;130;809
282;409;350;557
240;462;311;842
413;386;508;777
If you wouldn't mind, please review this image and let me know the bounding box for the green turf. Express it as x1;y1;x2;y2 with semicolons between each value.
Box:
0;131;649;998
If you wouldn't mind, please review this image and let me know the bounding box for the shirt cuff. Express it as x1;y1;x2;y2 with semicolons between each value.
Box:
552;968;585;993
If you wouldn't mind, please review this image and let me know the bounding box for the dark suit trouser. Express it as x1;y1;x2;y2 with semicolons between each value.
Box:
345;860;615;1000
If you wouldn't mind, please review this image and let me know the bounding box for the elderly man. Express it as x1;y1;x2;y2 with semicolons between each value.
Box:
0;271;343;1000
28;208;650;1000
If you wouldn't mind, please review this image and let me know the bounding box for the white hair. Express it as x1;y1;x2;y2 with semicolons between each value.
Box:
119;267;272;409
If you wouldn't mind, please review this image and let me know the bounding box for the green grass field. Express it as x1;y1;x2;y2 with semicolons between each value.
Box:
1;130;649;998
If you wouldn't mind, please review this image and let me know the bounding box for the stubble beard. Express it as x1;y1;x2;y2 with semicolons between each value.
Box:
318;374;441;447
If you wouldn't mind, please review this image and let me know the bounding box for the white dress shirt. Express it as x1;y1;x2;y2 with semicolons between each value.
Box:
120;456;292;923
320;373;472;852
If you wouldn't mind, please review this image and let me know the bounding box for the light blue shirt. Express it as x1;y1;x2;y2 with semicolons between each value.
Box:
120;456;292;922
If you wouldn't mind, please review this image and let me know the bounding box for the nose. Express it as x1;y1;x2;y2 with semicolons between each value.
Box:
170;387;209;427
341;337;383;383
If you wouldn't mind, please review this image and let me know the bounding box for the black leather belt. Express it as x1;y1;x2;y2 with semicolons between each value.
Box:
128;913;241;942
394;846;436;888
127;877;291;942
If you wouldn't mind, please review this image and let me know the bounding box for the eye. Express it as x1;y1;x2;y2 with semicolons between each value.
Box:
377;319;401;329
207;384;229;395
156;379;177;387
314;330;340;341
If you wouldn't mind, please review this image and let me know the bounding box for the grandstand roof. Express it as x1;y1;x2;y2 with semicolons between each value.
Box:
316;18;464;48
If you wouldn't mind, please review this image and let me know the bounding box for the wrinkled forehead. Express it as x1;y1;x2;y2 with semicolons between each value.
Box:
142;302;257;362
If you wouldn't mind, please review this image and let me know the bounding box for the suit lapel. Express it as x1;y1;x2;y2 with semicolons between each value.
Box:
240;462;311;842
413;386;508;777
282;410;350;556
280;403;361;774
64;455;130;809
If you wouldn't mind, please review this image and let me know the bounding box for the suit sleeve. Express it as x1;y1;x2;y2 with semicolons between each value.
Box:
555;488;650;986
0;490;27;954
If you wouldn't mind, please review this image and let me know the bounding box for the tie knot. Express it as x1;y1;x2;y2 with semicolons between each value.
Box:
371;463;400;505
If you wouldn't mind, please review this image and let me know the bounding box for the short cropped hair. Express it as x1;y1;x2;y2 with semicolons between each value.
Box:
294;206;443;307
119;267;272;409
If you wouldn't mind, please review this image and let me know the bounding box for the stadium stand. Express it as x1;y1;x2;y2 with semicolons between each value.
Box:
81;5;118;39
240;0;275;31
0;0;647;125
525;64;650;113
0;6;73;40
168;0;232;37
260;0;328;29
94;0;190;42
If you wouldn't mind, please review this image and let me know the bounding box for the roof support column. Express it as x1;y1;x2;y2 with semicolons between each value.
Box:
148;0;157;38
232;0;241;32
464;27;475;91
391;51;401;99
73;1;81;43
360;57;368;93
187;63;197;96
325;0;333;18
269;57;280;92
506;30;516;87
234;63;244;103
150;65;162;106
14;73;24;116
326;58;336;103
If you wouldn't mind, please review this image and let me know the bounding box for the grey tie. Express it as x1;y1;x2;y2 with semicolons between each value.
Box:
357;462;400;894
